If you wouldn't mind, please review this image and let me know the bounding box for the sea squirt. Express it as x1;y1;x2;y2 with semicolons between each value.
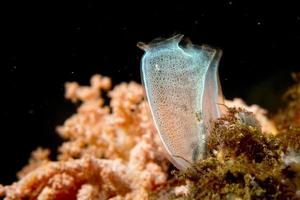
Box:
138;34;224;170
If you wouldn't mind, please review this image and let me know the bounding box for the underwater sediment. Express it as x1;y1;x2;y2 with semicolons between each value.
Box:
1;73;299;199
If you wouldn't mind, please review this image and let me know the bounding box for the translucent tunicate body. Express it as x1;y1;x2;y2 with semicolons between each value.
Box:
138;34;223;170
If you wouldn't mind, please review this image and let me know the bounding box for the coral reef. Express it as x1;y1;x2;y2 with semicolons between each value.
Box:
1;75;168;199
1;73;299;199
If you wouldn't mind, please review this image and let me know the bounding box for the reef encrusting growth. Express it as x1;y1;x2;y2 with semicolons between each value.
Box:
275;73;300;151
169;74;300;200
1;73;299;199
1;75;169;199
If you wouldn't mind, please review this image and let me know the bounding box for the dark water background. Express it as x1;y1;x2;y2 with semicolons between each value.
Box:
4;1;300;184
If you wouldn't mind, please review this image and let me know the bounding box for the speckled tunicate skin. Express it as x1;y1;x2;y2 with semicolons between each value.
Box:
139;34;223;169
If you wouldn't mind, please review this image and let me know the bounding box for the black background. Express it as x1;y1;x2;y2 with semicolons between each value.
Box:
4;1;300;184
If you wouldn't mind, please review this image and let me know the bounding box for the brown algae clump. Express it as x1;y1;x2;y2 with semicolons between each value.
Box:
173;101;300;199
275;73;300;151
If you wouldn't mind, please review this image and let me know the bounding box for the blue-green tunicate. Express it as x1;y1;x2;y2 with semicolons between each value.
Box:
138;34;224;170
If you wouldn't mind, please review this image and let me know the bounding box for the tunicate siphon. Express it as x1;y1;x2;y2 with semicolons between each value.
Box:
138;34;224;169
